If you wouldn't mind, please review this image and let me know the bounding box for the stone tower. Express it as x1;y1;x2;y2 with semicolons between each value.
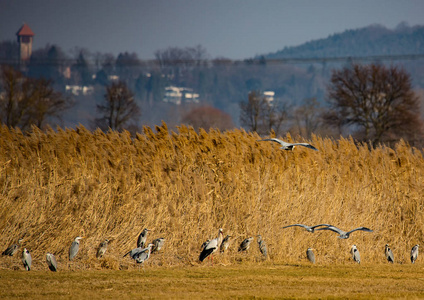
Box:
16;23;35;63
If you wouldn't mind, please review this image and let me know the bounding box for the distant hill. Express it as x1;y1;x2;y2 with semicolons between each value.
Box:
264;23;424;59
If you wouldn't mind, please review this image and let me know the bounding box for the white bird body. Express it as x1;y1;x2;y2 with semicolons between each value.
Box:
46;253;58;271
411;244;419;263
315;225;373;239
22;248;32;271
283;223;330;233
258;138;318;151
351;245;360;264
199;228;223;262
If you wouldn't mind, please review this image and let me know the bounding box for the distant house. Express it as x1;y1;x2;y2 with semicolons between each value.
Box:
163;86;200;105
65;85;94;96
16;23;35;63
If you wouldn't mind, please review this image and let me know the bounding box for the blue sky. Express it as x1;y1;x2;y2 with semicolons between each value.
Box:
1;0;423;60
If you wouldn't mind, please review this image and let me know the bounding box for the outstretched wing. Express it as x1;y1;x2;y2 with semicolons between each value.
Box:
258;138;288;146
315;225;345;235
347;227;373;235
282;224;311;230
292;143;318;151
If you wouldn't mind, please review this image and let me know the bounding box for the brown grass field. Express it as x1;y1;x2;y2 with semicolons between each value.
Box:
0;123;423;298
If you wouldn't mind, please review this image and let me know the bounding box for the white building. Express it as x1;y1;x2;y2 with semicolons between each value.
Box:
163;86;200;105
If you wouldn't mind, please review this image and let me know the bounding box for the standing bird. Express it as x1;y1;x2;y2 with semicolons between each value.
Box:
96;239;109;259
2;238;23;256
151;238;165;254
257;235;268;258
315;225;373;239
350;245;360;264
137;228;150;248
46;253;58;272
238;237;254;252
22;248;32;271
385;244;394;263
69;236;84;261
258;138;318;151
306;248;315;264
411;244;419;264
282;224;330;233
220;235;232;253
133;244;154;270
199;228;224;262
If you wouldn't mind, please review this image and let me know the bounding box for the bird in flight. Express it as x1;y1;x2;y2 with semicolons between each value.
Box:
258;138;318;151
315;225;373;239
282;223;330;233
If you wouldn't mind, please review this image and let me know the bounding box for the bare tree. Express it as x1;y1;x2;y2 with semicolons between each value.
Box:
0;65;72;130
94;81;141;131
293;98;323;138
239;91;289;135
324;63;424;146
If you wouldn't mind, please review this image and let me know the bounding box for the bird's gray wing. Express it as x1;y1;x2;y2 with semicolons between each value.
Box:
292;143;318;151
346;227;373;234
282;224;311;230
258;138;288;147
316;226;344;235
310;224;331;229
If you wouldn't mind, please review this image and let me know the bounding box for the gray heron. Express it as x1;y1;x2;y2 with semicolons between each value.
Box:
22;248;32;271
46;253;58;271
306;248;315;263
411;244;419;264
199;228;224;263
257;235;268;258
96;239;109;259
125;244;154;270
315;225;373;239
220;235;232;253
350;245;360;264
258;138;318;151
69;236;84;261
137;228;150;248
2;238;23;256
238;237;254;252
282;224;330;233
151;238;165;254
385;244;394;263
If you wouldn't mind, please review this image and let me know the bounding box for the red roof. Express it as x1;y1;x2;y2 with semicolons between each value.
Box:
16;24;34;36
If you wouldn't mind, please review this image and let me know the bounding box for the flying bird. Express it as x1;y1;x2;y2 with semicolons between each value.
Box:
137;228;150;248
258;138;318;151
238;237;254;252
96;239;109;259
411;244;419;264
69;236;84;261
282;224;330;233
46;253;58;272
22;248;32;271
306;248;315;263
350;245;360;264
385;244;394;263
315;225;373;239
257;235;268;258
2;238;23;256
199;228;224;263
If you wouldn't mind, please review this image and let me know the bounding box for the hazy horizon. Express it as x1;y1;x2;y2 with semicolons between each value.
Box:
1;0;424;60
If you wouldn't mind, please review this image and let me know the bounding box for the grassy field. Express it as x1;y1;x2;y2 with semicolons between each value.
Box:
1;264;424;299
0;123;423;297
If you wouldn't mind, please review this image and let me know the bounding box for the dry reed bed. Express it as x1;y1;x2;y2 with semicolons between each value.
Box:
0;123;423;271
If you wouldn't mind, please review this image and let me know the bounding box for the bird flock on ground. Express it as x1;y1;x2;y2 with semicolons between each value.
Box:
1;138;421;271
